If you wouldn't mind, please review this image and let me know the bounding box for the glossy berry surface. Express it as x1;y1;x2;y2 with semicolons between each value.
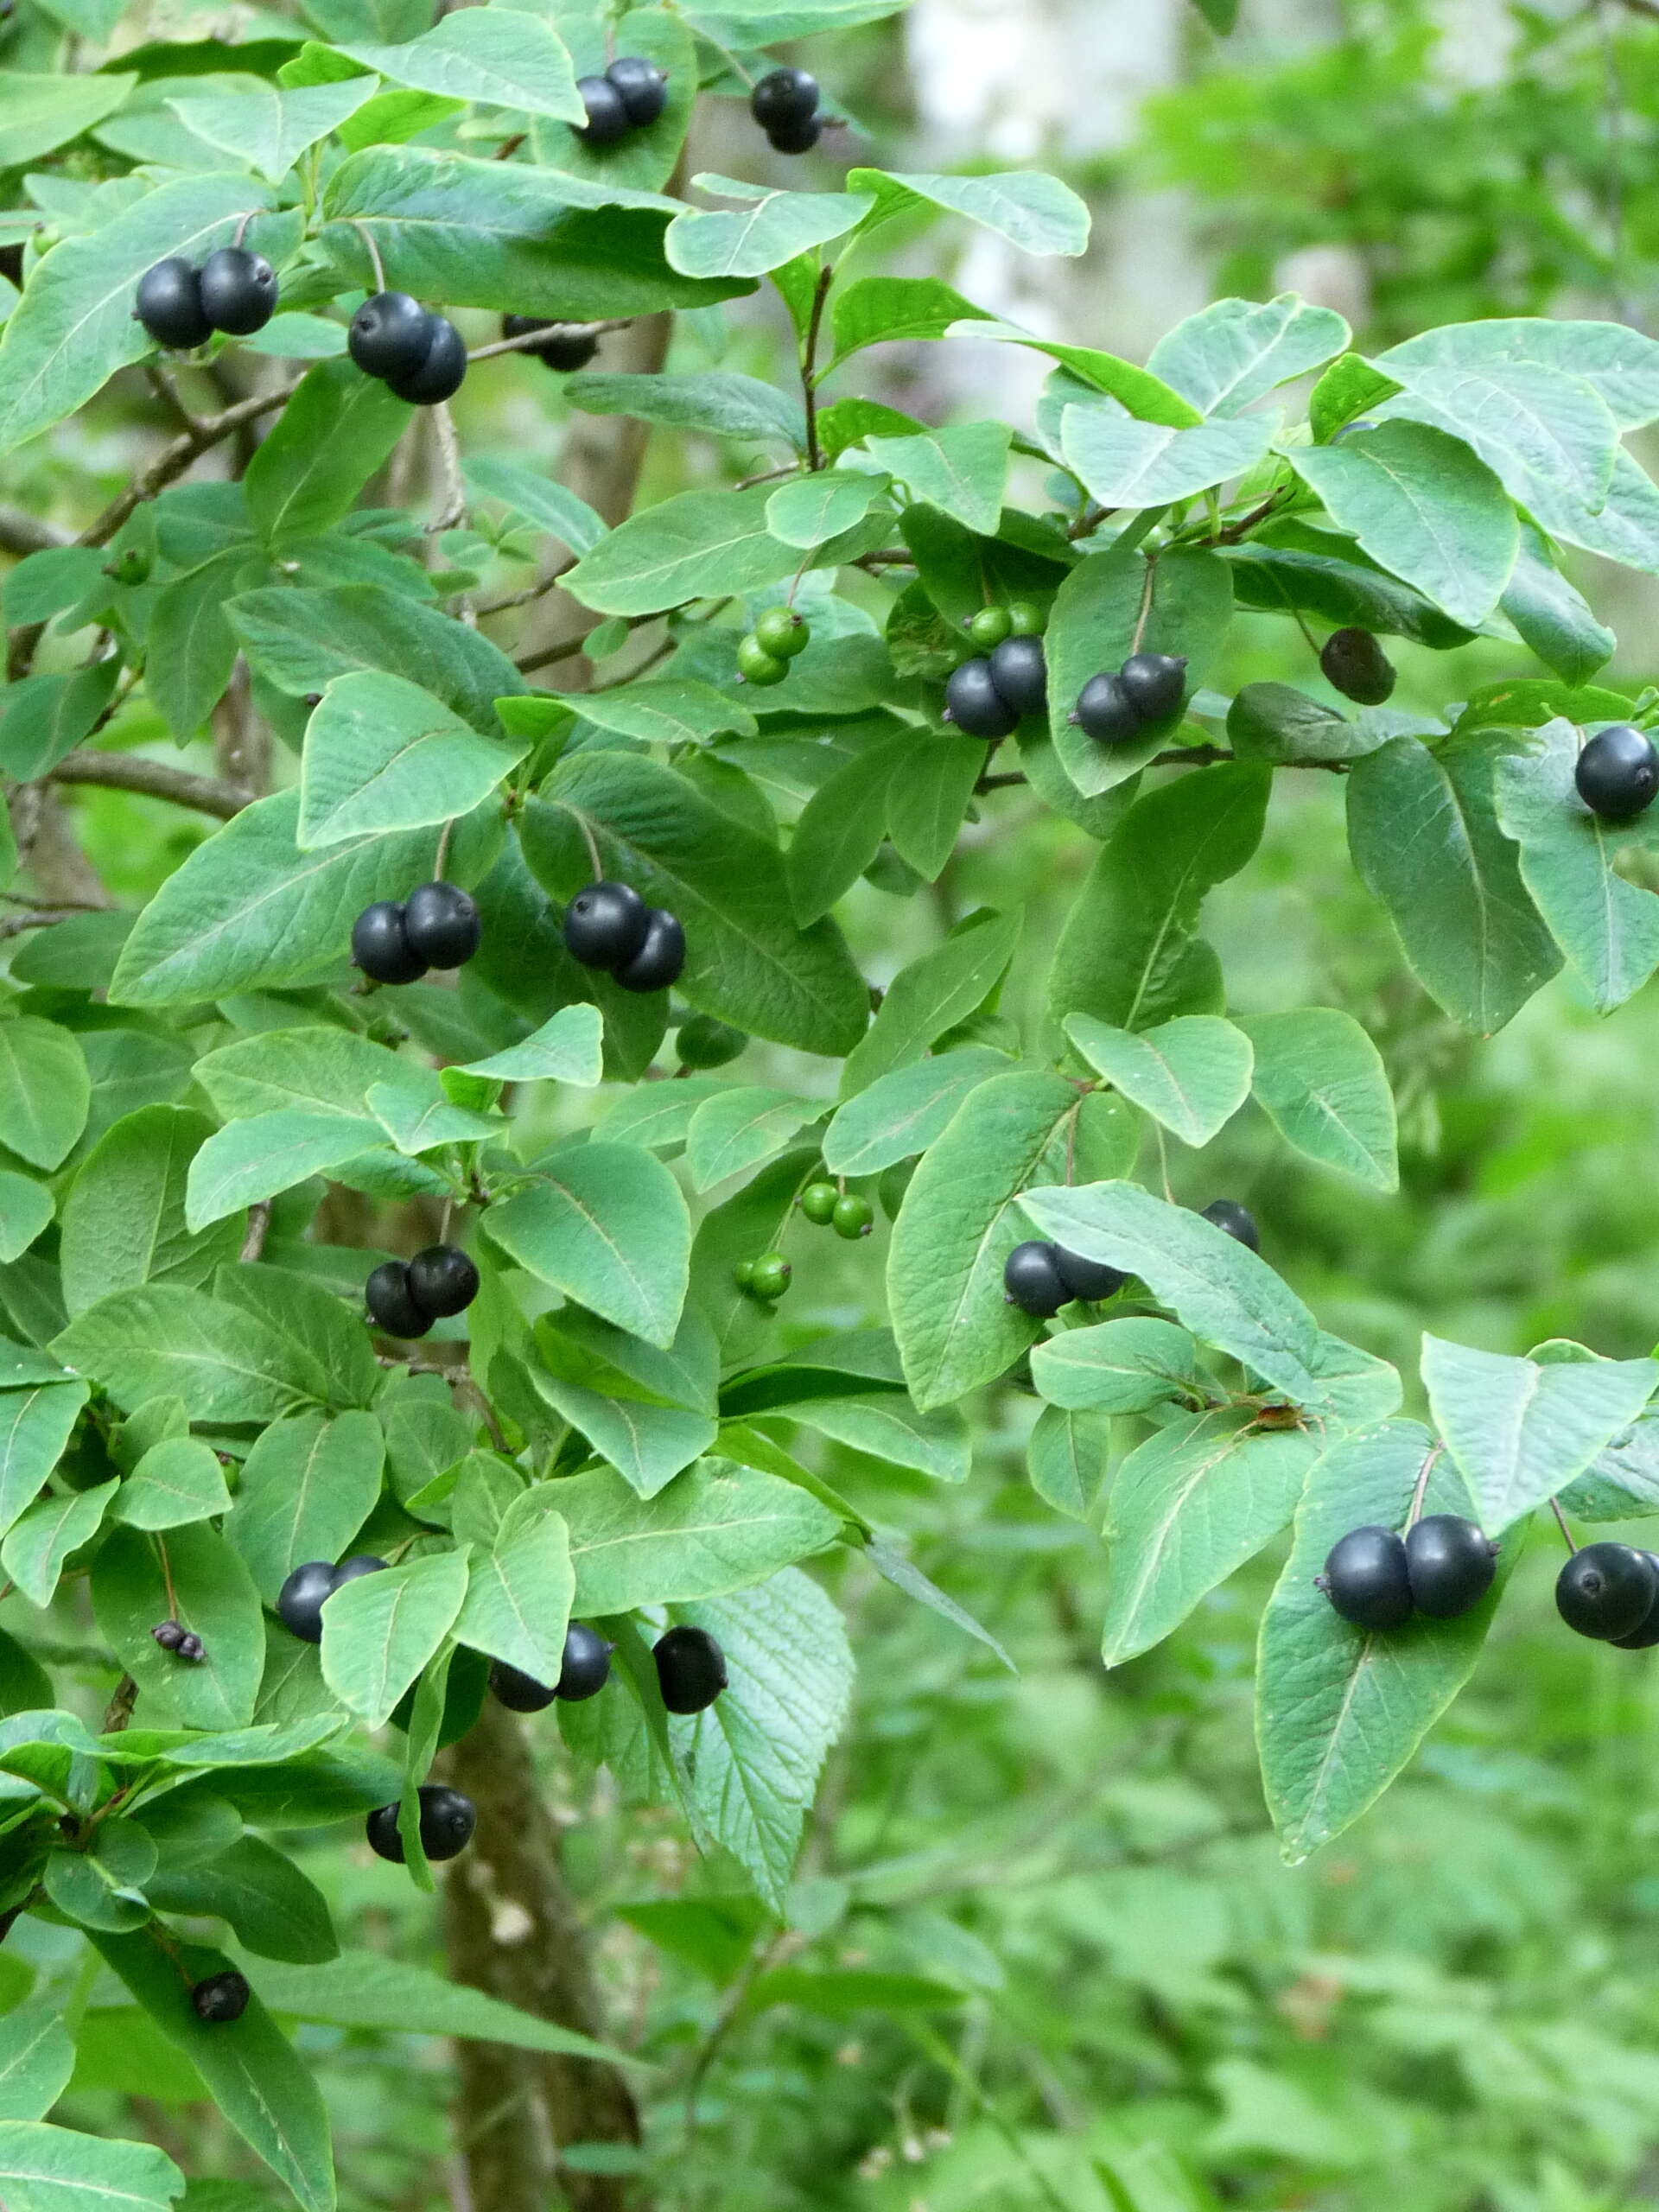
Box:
563;880;648;970
502;315;599;373
749;1253;791;1300
1613;1554;1659;1647
191;1971;250;2024
1006;601;1045;637
969;607;1012;649
1574;724;1659;820
654;1624;728;1713
575;73;632;144
736;634;789;686
352;901;426;986
489;1659;557;1713
754;606;810;658
800;1181;840;1225
402;880;480;969
366;1784;477;1864
832;1192;874;1240
1556;1542;1656;1639
945;658;1019;740
1052;1243;1127;1303
407;1244;480;1319
135;258;212;350
556;1622;613;1701
1201;1198;1260;1252
389;315;467;406
767;113;824;156
1117;652;1187;724
733;1259;755;1289
1404;1515;1497;1619
348;291;434;382
1003;1240;1067;1318
1322;1525;1413;1629
1074;671;1142;746
276;1560;336;1645
198;246;276;336
332;1555;386;1589
605;55;669;125
616;908;685;992
1320;626;1397;705
988;635;1047;720
677;1014;746;1069
365;1260;429;1339
751;66;820;130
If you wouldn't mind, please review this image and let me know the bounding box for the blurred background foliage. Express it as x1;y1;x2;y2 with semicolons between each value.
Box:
13;0;1659;2206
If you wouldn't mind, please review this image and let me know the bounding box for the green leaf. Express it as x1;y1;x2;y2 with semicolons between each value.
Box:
0;662;122;780
0;1478;115;1608
1346;734;1560;1033
251;1948;628;2063
779;1395;970;1484
170;78;377;186
1147;293;1349;417
0;1020;87;1171
574;677;757;748
245;358;410;549
529;4;696;193
522;752;869;1056
866;423;1012;535
1378;317;1659;432
92;1524;266;1729
561;1459;840;1612
1257;1423;1505;1861
785;734;904;927
149;1835;337;1965
1378;359;1619;526
956;323;1199;429
458;1002;603;1086
561;372;804;451
1030;1316;1200;1414
145;551;246;743
527;1337;715;1499
0;1385;88;1546
194;1027;411;1122
298;671;523;849
1283;420;1519;630
684;1089;823;1192
215;1265;377;1414
92;1929;334;2212
563;486;803;616
321;1547;468;1730
112;1437;232;1529
0;2000;75;2122
230;583;523;733
1063;405;1278;506
333;12;583;120
1026;1403;1110;1519
840;910;1019;1096
463;456;606;553
766;474;886;550
887;1070;1077;1412
487;1141;690;1348
1226;683;1377;766
822;1046;1011;1177
227;1411;385;1603
1100;1408;1319;1665
0;72;137;168
1421;1334;1658;1533
1501;522;1615;685
454;1491;574;1681
884;731;984;881
183;1110;378;1230
0;2120;183;2212
828;275;993;365
1234;1010;1399;1192
55;1285;326;1422
1064;1014;1252;1147
666;179;874;279
848;168;1090;257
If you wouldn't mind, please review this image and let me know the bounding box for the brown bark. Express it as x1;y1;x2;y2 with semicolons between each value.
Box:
442;1700;645;2212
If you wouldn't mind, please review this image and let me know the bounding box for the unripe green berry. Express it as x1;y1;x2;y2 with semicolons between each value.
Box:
968;607;1012;648
106;545;151;587
736;634;789;686
831;1192;874;1240
755;605;810;658
734;1258;755;1289
749;1252;791;1300
800;1180;839;1225
1006;601;1045;637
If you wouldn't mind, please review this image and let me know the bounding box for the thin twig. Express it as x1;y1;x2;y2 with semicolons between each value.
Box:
464;315;633;364
1405;1442;1443;1531
801;265;834;471
0;507;68;556
50;750;252;819
429;404;467;535
78;384;300;550
1549;1497;1578;1554
239;1202;272;1263
472;557;575;618
351;219;386;292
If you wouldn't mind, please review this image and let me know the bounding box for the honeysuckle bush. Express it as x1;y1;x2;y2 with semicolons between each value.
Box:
3;0;1659;2199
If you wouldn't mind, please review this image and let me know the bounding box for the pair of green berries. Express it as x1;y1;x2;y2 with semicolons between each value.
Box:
800;1181;874;1238
736;1252;792;1300
963;601;1044;651
735;607;812;688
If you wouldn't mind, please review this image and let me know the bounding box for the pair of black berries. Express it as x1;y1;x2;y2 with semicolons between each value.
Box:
563;880;686;993
1320;627;1396;707
1007;1198;1259;1319
750;66;825;156
348;292;467;407
366;1244;480;1341
491;1622;727;1714
135;248;276;349
1556;1542;1659;1647
1069;652;1187;747
502;315;600;375
1321;1516;1497;1628
576;55;670;144
276;1554;387;1643
367;1784;477;1866
1574;725;1659;823
944;637;1048;741
352;881;480;987
151;1618;204;1662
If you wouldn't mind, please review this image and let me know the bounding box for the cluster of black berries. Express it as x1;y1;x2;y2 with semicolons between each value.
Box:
1005;1198;1257;1320
799;1180;874;1238
1575;725;1659;823
576;56;670;144
191;1971;251;2024
490;1624;613;1709
366;1245;480;1341
501;315;600;374
367;1785;476;1866
151;1618;204;1663
750;66;824;155
563;880;685;993
1320;627;1396;706
1069;652;1186;747
276;1554;387;1643
1321;1516;1497;1628
1556;1541;1659;1647
352;881;480;986
135;247;276;349
349;291;467;407
944;620;1048;740
737;607;810;689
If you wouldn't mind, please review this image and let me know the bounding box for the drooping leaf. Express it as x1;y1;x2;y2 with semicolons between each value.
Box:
321;1548;469;1730
486;1141;690;1349
561;1459;840;1612
1234;1010;1399;1192
1064;1014;1252;1148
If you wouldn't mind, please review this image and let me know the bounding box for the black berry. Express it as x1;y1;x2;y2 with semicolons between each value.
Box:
1575;724;1659;821
276;1560;336;1644
1073;672;1141;746
348;291;434;382
407;1244;479;1320
1320;627;1396;706
366;1783;477;1865
352;901;426;986
135;258;212;351
198;246;276;336
1556;1542;1657;1640
490;1659;556;1712
1321;1525;1413;1630
1052;1244;1127;1303
556;1622;613;1701
575;73;632;144
751;67;820;130
944;659;1019;740
605;55;669;126
767;114;823;156
502;315;599;374
389;315;467;407
191;1971;250;2024
332;1554;387;1589
653;1624;728;1714
1117;652;1187;724
151;1619;186;1650
563;880;648;971
1201;1198;1260;1252
175;1632;205;1663
987;635;1047;720
615;908;685;993
1403;1515;1497;1619
402;880;480;969
1613;1554;1659;1648
365;1260;429;1339
1003;1240;1067;1319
